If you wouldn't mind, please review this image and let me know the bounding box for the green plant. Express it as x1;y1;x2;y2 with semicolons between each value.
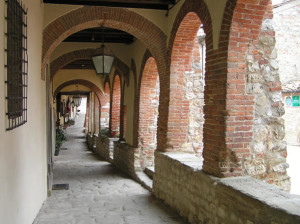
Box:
55;128;67;156
100;127;110;137
66;119;75;125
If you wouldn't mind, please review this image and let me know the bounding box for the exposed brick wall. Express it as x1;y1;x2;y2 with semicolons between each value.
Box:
158;0;212;152
46;0;289;190
133;50;152;149
101;81;110;130
94;97;100;134
110;74;121;137
42;6;168;80
202;0;273;178
138;57;159;168
168;12;204;154
242;2;290;190
168;13;201;151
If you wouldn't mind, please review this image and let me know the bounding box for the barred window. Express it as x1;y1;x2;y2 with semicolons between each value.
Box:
5;0;28;131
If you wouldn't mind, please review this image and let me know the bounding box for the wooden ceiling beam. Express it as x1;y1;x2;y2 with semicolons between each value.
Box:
43;0;175;10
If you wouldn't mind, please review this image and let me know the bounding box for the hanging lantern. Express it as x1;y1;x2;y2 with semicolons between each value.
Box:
92;26;114;76
73;96;82;107
72;84;82;107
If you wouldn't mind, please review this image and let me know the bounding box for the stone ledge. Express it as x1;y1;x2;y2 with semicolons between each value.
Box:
154;151;300;223
158;152;203;170
219;177;300;217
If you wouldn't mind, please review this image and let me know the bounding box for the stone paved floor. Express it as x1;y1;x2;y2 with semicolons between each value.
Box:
34;113;187;224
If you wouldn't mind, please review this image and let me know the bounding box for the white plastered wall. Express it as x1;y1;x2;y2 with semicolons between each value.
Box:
53;69;104;93
0;1;47;224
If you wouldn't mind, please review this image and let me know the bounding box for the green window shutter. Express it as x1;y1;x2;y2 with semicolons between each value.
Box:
292;95;300;107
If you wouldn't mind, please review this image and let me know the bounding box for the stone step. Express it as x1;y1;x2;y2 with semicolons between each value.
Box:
136;171;153;192
144;166;155;179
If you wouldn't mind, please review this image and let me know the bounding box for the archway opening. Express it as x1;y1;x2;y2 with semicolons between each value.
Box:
138;57;160;169
101;82;111;135
273;0;300;195
169;12;205;158
111;74;121;138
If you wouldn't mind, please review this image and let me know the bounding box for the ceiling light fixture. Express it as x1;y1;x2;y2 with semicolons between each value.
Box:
72;84;82;107
92;21;114;76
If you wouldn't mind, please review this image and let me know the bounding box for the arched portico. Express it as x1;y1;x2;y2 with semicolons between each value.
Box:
42;6;168;80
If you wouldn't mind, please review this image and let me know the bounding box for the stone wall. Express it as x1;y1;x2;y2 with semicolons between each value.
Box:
94;135;110;160
113;141;138;178
273;0;300;84
138;57;159;169
153;152;300;224
273;1;300;146
86;134;96;151
182;46;205;156
245;17;290;190
283;106;300;145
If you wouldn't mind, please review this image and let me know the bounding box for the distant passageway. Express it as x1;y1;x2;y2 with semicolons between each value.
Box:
34;113;187;224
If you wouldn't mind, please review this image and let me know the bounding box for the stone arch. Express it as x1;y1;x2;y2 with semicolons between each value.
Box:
53;79;104;105
110;73;122;137
50;48;130;84
42;6;168;80
138;56;160;169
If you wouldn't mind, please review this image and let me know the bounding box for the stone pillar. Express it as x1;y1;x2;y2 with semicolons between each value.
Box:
243;17;290;190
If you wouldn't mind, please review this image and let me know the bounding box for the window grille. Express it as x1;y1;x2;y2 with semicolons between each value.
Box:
5;0;28;131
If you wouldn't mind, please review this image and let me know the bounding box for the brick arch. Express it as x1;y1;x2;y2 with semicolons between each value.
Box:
156;0;212;151
167;12;202;152
50;48;130;84
132;50;152;148
138;56;159;169
100;81;111;130
201;0;271;177
168;0;213;53
42;6;168;80
53;79;104;106
110;73;121;137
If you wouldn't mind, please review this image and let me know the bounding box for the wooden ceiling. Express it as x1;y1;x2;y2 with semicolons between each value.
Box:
43;0;175;10
50;0;176;69
62;59;95;70
63;27;135;44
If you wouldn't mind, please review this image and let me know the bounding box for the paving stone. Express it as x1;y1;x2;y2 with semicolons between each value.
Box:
33;113;187;224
